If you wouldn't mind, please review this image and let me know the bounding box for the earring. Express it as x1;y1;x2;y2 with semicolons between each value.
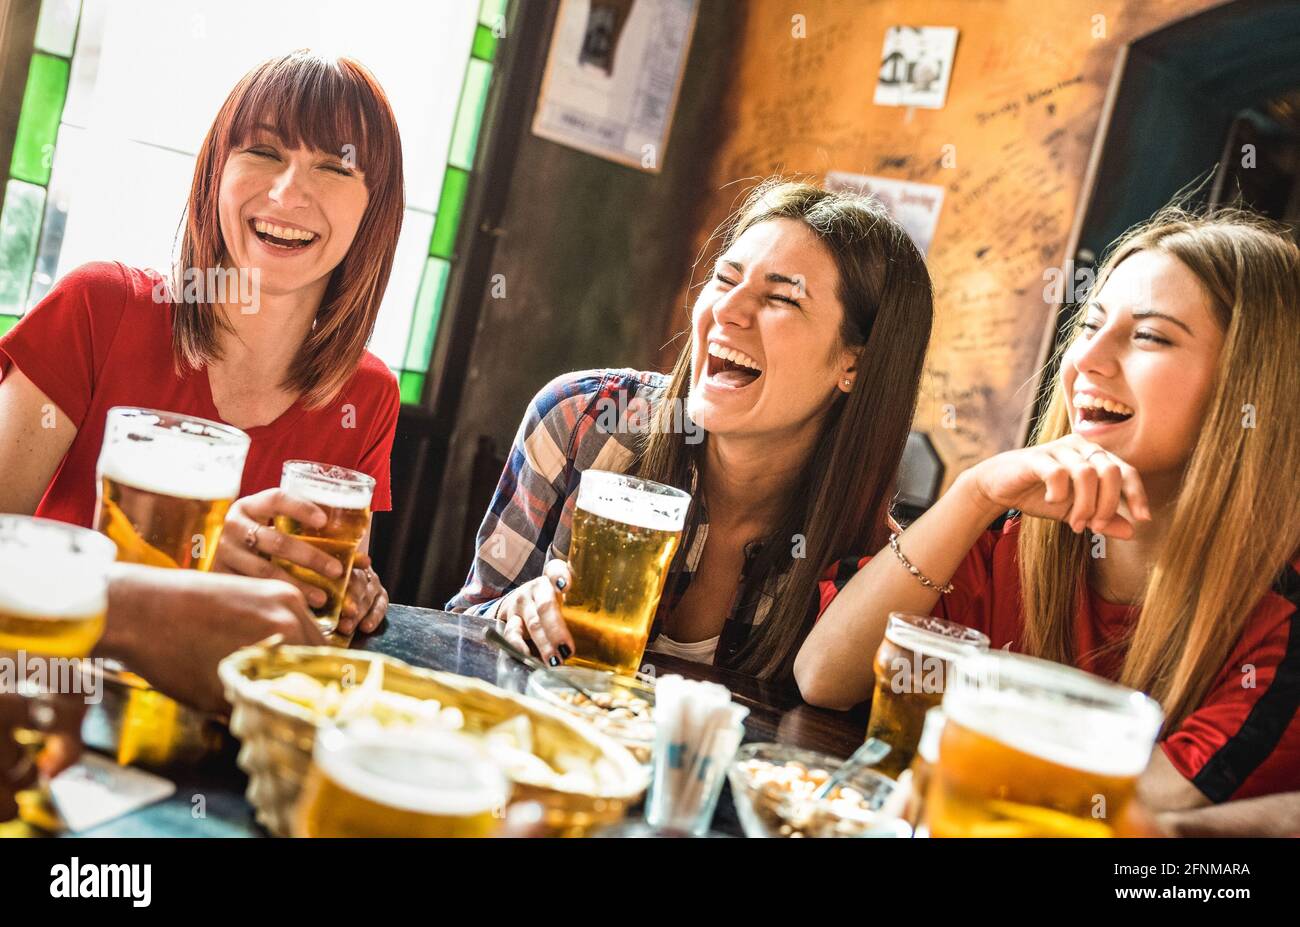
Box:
842;378;851;387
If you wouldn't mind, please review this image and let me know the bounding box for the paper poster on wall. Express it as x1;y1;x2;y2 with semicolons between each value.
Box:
532;0;699;172
826;171;945;256
874;25;959;110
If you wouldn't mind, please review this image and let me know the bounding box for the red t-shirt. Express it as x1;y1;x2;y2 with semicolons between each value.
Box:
0;262;400;527
817;518;1300;803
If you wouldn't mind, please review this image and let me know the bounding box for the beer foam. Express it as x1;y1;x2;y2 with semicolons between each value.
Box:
98;438;243;501
574;472;690;534
888;623;987;664
944;691;1158;778
0;560;107;619
281;478;372;510
318;729;506;816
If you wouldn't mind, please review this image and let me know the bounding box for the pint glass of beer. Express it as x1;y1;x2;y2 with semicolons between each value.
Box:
864;613;988;778
272;461;374;635
95;407;248;767
96;407;250;570
561;470;691;676
0;516;116;828
296;723;510;838
926;650;1163;838
0;516;116;659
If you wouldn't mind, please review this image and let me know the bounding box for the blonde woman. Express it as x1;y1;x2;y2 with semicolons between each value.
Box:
797;207;1300;819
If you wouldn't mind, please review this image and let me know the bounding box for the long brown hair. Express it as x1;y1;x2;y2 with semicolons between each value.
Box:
174;50;404;409
1020;206;1300;731
638;179;935;679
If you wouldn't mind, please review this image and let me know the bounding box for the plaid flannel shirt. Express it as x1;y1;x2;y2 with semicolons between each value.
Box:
447;368;871;669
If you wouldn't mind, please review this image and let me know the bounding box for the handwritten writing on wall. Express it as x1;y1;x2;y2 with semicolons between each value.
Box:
663;0;1220;483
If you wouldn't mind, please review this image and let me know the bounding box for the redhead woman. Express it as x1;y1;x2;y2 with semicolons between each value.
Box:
797;207;1300;822
449;179;935;680
0;51;403;635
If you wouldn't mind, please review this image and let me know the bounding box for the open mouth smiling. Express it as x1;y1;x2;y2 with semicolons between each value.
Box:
705;341;764;388
1073;391;1136;428
249;217;320;251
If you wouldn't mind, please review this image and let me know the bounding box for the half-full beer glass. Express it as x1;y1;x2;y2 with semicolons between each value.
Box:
296;723;510;837
561;470;690;676
926;650;1163;837
273;461;374;635
864;613;988;778
96;407;250;570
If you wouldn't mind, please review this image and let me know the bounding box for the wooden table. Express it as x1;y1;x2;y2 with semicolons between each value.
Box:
70;605;870;837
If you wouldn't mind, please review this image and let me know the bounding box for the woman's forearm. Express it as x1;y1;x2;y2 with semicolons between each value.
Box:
795;469;1003;709
96;564;163;664
1159;792;1300;837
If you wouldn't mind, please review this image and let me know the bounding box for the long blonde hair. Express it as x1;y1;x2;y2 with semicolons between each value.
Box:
1020;206;1300;732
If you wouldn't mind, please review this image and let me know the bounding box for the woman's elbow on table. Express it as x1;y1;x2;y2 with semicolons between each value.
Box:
794;644;863;711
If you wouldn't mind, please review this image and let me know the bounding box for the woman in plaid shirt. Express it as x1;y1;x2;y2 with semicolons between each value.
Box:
449;178;934;681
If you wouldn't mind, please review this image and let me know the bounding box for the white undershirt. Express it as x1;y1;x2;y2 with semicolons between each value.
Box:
645;632;720;663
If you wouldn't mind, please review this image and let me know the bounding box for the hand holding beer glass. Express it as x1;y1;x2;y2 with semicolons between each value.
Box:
497;471;689;675
925;650;1163;837
269;461;374;635
864;613;988;778
561;471;690;676
0;515;117;826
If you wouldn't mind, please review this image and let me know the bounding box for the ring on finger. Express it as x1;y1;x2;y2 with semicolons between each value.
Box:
243;523;263;551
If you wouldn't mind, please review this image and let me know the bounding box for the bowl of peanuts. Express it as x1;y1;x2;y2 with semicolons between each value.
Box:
526;667;655;765
727;743;913;838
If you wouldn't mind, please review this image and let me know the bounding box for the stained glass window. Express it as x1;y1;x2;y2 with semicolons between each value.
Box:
0;0;506;405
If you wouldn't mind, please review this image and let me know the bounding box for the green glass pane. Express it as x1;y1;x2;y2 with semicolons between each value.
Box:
479;0;508;28
0;315;19;338
449;59;492;170
0;180;47;315
404;257;450;370
399;370;425;405
429;167;469;259
35;0;81;57
11;54;70;186
471;23;498;61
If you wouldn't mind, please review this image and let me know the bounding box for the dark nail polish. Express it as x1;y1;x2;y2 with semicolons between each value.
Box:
558;644;571;660
555;577;567;591
548;655;560;667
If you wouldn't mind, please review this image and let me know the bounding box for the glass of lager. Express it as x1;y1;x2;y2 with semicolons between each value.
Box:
0;516;116;828
0;515;116;658
296;722;510;837
561;470;691;676
95;407;249;767
273;461;374;635
96;407;250;570
864;613;988;778
926;649;1163;838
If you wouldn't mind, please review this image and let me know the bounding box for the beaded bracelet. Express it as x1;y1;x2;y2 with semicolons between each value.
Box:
888;532;954;595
